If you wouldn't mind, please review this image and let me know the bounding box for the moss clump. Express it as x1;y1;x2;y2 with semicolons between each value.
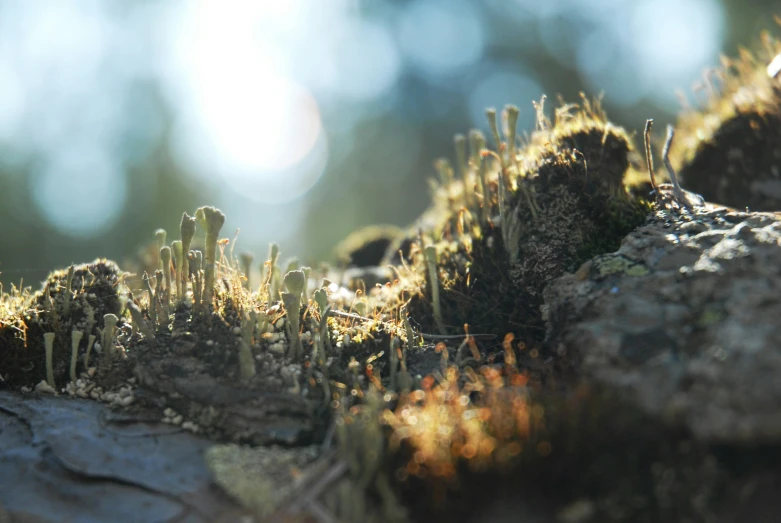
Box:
0;259;123;389
671;32;781;211
335;224;403;268
406;97;650;348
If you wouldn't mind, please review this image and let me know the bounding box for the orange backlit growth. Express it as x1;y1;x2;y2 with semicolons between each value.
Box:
503;333;517;366
383;364;536;481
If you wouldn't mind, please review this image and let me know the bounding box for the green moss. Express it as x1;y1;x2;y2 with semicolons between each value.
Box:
671;32;781;211
405;97;651;348
0;259;123;389
334;224;403;268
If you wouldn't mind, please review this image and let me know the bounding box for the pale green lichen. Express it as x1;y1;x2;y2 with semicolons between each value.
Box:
180;212;197;302
171;240;183;298
101;313;119;367
69;330;83;383
195;206;226;310
592;254;650;277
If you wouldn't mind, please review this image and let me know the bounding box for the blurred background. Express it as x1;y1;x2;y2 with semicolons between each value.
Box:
0;0;778;286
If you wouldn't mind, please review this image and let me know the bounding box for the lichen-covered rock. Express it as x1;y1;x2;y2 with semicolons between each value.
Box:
205;444;322;517
544;206;781;443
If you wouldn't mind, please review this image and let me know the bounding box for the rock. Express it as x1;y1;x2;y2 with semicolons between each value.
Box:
544;206;781;443
0;390;246;523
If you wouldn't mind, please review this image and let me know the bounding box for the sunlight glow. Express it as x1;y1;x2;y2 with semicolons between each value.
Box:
166;0;326;201
32;147;127;238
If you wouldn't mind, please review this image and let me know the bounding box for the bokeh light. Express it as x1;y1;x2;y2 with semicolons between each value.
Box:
630;0;725;104
0;0;773;285
165;0;326;203
468;68;543;132
31;147;128;239
397;0;486;80
328;19;402;102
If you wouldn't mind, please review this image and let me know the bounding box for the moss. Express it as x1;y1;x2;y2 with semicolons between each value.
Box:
405;97;650;351
671;32;781;211
335;224;404;268
0;259;123;389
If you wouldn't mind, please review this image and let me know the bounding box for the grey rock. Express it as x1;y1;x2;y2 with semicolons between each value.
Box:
545;207;781;443
0;391;246;523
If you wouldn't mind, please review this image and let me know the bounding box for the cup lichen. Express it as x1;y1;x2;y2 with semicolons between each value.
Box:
195;206;226;310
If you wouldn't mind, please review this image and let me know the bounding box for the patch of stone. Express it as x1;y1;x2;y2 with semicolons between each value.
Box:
0;390;246;523
205;444;322;518
544;207;781;443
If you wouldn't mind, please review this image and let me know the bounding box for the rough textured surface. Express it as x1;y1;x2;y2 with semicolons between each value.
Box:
205;444;326;518
544;206;781;443
0;391;245;523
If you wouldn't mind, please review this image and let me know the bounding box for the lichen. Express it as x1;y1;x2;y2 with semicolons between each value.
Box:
0;259;123;388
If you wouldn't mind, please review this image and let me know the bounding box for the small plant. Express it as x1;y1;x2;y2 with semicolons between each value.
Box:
155;228;167;269
43;332;56;388
195;206;226;309
423;245;446;335
69;329;83;382
101;313;119;367
180;212;197;301
126;299;154;343
160;245;172;307
171;240;183;298
282;269;307;360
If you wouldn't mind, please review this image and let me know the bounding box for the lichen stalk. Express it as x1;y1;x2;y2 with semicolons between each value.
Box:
180;212;197;301
101;314;119;368
282;292;302;360
155;228;167;270
127;300;155;343
84;334;96;368
195;206;226;310
155;270;167;321
262;243;280;305
505;104;539;219
43;332;56;388
469;129;489;223
171;240;183;299
160;246;172;307
69;330;84;382
142;272;157;326
191;251;203;313
424;246;446;335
